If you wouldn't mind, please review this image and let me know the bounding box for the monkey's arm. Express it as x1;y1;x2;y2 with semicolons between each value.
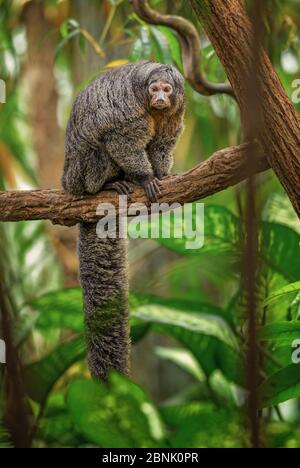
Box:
105;131;161;201
147;136;178;179
105;133;153;179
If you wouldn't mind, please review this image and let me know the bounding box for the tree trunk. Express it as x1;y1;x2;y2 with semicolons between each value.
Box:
22;0;64;189
190;0;300;217
22;0;79;286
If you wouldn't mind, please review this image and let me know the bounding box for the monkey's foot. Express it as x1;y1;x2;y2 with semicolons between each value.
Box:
142;177;162;203
103;181;134;196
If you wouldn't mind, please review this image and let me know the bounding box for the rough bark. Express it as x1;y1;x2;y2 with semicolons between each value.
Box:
190;0;300;217
0;143;268;225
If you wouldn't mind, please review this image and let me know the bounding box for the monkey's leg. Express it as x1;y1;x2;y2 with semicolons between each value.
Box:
83;149;111;194
62;156;85;195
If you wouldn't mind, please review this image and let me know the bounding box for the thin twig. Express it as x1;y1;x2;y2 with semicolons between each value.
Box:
132;0;234;97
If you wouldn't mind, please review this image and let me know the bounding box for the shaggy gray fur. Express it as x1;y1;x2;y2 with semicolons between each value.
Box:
62;61;185;380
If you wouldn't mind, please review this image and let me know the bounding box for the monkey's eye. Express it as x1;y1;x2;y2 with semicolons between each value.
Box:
149;84;159;94
163;85;173;95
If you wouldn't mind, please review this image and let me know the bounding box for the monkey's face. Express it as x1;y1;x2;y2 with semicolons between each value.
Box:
148;80;174;110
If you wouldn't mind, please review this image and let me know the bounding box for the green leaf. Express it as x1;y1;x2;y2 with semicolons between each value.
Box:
32;288;83;333
260;321;300;346
31;288;150;342
129;38;143;62
130;293;232;325
131;304;237;350
150;26;173;64
263;192;300;235
24;336;85;403
152;204;241;256
157;26;182;68
131;301;242;384
38;412;81;447
261;222;300;282
60;18;79;38
155;347;205;382
260;364;300;408
264;281;300;307
152;205;300;283
130;316;150;344
160;403;246;448
67;374;165;448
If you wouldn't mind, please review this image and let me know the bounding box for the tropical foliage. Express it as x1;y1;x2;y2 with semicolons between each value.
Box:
0;0;300;448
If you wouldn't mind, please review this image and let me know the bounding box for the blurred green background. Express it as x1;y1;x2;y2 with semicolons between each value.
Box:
0;0;300;448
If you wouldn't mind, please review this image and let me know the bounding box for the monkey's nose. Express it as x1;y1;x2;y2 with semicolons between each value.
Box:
156;91;166;103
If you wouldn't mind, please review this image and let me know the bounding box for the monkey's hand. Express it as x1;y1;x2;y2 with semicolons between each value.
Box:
140;176;162;203
103;180;134;196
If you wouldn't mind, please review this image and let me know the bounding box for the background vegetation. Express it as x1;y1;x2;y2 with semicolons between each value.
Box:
0;0;300;448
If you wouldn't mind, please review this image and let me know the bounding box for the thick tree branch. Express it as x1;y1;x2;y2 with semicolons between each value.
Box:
132;0;234;97
0;144;268;226
190;0;300;218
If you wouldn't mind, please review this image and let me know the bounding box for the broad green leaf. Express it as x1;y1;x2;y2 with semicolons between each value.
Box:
157;26;182;68
67;374;165;448
264;344;297;376
152;205;300;282
31;288;150;342
131;302;242;384
267;421;300;449
264;281;300;307
155;205;240;256
263;192;300;235
140;26;152;58
160;403;246;448
260;364;300;408
131;304;237;350
260;222;300;282
130;316;150;343
32;288;83;333
155;347;205;382
24;336;85;403
260;321;300;346
129;38;143;62
150;26;173;64
38;413;81;447
130;293;232;324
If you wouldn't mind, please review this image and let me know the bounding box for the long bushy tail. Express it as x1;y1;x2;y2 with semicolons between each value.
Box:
78;223;130;380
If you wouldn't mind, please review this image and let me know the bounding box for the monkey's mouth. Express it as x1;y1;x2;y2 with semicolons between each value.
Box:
151;100;170;110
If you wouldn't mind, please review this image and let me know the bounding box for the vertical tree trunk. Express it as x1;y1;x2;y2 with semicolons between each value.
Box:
22;0;64;189
190;0;300;217
22;0;79;286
